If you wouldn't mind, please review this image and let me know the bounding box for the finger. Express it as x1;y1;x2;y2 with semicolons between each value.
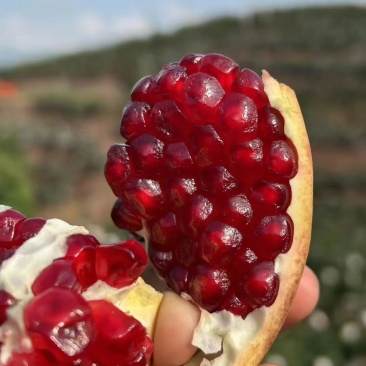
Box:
153;292;200;366
282;265;319;330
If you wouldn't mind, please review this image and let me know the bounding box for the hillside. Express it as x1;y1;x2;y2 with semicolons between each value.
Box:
1;5;366;366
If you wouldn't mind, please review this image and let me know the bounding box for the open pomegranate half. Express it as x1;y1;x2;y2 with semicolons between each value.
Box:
0;53;312;366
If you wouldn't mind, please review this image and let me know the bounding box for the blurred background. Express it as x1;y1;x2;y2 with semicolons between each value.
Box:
0;0;366;365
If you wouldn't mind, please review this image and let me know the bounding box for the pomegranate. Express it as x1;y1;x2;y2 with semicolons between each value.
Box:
0;53;312;366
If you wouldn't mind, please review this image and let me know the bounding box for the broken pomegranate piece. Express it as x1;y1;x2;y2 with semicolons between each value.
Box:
0;205;155;366
105;52;312;366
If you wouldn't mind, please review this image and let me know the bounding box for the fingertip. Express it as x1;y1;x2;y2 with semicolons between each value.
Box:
282;266;320;330
153;292;200;366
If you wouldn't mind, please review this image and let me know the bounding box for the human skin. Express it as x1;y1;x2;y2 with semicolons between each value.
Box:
153;266;320;366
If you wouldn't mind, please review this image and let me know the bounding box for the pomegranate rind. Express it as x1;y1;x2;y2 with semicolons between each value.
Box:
181;71;312;366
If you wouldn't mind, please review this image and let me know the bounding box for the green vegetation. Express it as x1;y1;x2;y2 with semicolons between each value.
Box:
0;131;35;215
1;5;366;365
33;90;104;119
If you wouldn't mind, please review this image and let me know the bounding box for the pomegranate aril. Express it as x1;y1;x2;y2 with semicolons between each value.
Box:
95;240;147;288
155;63;187;97
150;100;189;142
179;194;214;237
220;93;258;135
111;198;143;232
148;246;173;276
165;142;194;172
200;53;239;92
232;248;258;277
120;101;151;140
31;258;82;295
164;177;197;208
24;288;95;362
238;261;279;307
179;53;203;74
254;215;293;260
222;194;253;227
250;180;290;212
220;293;252;318
174;238;197;267
0;209;26;246
65;234;99;257
89;300;150;365
105;144;133;197
189;125;225;167
130;133;164;174
123;179;165;219
198;221;242;266
148;211;181;246
258;106;285;140
178;72;225;124
267;139;298;179
200;166;238;195
230;139;263;171
0;290;16;325
13;218;46;247
0;247;16;265
166;265;189;294
131;75;160;105
189;264;230;312
231;68;269;109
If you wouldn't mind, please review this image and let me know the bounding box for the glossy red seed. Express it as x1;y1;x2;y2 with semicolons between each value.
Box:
0;247;16;265
120;101;151;140
31;259;82;295
230;139;263;171
148;246;173;276
166;265;189;294
250;180;290;212
148;212;181;246
174;238;197;267
189;264;230;312
95;240;147;288
0;209;26;247
239;261;279;306
105;144;133;197
13;218;46;247
178;72;225;124
267;140;298;179
232;248;258;277
89;300;149;366
200;53;239;92
0;290;16;326
130;134;164;174
150;100;189;142
254;215;293;260
222;194;253;227
200;166;238;195
24;288;95;362
164;177;197;208
111;198;143;232
220;93;258;135
165;142;194;172
231;68;269;109
198;221;242;266
131;75;160;105
179;53;203;74
179;194;214;237
258;106;285;140
189;125;225;167
155;63;187;97
123;179;164;219
220;293;252;318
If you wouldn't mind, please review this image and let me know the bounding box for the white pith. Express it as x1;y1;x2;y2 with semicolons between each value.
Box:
0;205;161;364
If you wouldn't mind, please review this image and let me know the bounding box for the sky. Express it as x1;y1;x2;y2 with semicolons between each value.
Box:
0;0;365;67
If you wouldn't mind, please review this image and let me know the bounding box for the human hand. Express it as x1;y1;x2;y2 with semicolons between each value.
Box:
153;265;320;366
